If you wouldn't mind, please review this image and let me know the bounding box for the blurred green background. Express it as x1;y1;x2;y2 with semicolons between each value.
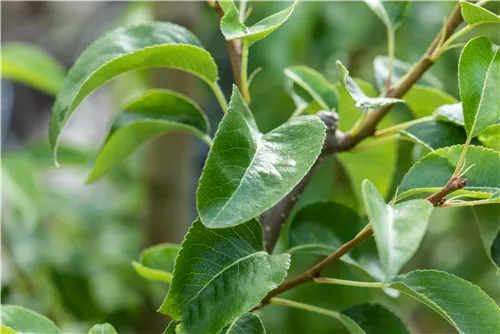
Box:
1;1;499;333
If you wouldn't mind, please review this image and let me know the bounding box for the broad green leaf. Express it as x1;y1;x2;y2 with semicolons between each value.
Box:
86;89;210;182
400;120;469;151
164;321;181;334
461;1;500;25
0;305;60;334
197;86;325;228
49;22;218;163
459;37;500;138
433;103;464;126
160;219;290;334
88;323;118;334
402;86;457;119
362;180;433;277
341;304;410;334
1;325;17;334
397;145;500;200
472;204;500;271
132;243;179;283
478;123;500;151
374;56;442;92
219;313;266;334
337;61;403;111
1;43;66;96
365;1;410;31
220;1;297;45
386;270;500;334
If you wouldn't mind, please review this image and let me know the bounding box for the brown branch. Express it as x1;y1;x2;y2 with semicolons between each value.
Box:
426;177;467;206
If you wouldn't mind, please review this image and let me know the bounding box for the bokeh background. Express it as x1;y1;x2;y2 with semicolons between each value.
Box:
1;1;499;333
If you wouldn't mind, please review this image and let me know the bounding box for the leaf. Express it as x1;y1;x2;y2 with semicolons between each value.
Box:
1;43;66;96
341;304;410;334
160;219;290;334
49;22;218;164
459;37;500;138
86;89;210;182
386;270;500;334
397;145;500;200
402;86;457;119
362;180;433;277
220;1;297;45
472;204;500;271
478;123;500;151
0;305;60;334
400;120;470;151
219;313;266;334
132;243;179;283
433;102;464;126
88;323;118;334
374;56;442;92
196;86;325;228
1;325;17;334
164;321;180;334
461;1;500;26
365;1;410;31
337;61;403;111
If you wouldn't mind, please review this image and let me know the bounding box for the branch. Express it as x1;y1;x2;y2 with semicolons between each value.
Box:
426;177;468;206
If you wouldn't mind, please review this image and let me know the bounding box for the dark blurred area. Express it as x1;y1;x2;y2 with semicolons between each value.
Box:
1;2;499;333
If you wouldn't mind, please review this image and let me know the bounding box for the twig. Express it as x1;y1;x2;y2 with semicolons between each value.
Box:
426;177;468;206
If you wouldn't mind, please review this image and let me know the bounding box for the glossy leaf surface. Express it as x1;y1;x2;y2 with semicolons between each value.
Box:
461;1;500;25
88;323;118;334
0;305;60;334
219;313;266;334
132;243;179;283
341;304;410;334
400;120;469;151
433;103;464;126
478;123;500;151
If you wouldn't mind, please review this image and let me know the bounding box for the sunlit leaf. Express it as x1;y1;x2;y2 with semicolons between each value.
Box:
132;243;179;283
402;86;457;119
478;123;500;151
365;1;410;31
341;304;410;334
472;204;500;271
88;323;117;334
1;325;17;334
433;103;464;126
461;1;500;25
0;305;60;334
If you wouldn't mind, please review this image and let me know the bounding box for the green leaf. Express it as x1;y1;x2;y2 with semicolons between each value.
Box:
478;123;500;151
362;180;433;277
472;204;500;271
164;321;180;334
397;145;500;200
386;270;500;334
1;325;17;334
220;1;297;45
49;22;218;164
433;103;464;126
219;313;266;334
374;56;442;92
365;1;410;31
86;89;210;182
1;43;66;96
402;86;457;119
341;304;410;334
197;86;325;228
337;61;403;111
0;305;60;334
459;37;500;138
88;323;118;334
160;219;290;334
132;243;179;283
461;1;500;25
400;120;470;151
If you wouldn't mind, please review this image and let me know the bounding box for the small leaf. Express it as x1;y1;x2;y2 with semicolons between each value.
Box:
400;120;470;151
459;37;500;138
49;22;218;163
461;1;500;25
132;243;180;283
365;1;410;31
88;323;118;334
397;145;500;200
478;123;500;151
387;270;500;334
1;325;17;334
472;204;500;271
160;219;290;334
220;1;297;45
0;305;60;334
402;86;457;119
362;180;433;277
433;102;464;126
337;61;403;111
86;89;210;182
219;313;266;334
1;43;66;96
197;86;325;228
341;304;410;334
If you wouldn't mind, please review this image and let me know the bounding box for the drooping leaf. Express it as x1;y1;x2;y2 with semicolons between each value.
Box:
219;313;266;334
365;1;410;31
374;56;442;92
461;1;500;26
433;103;464;126
472;204;500;271
0;305;60;334
386;270;500;334
402;86;457;119
400;120;470;151
132;243;179;283
88;323;118;334
86;89;210;182
160;219;290;334
197;86;325;228
337;61;403;111
1;43;66;96
459;36;500;138
341;304;410;334
362;180;433;278
49;22;218;163
220;1;297;45
397;145;500;200
478;123;500;151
